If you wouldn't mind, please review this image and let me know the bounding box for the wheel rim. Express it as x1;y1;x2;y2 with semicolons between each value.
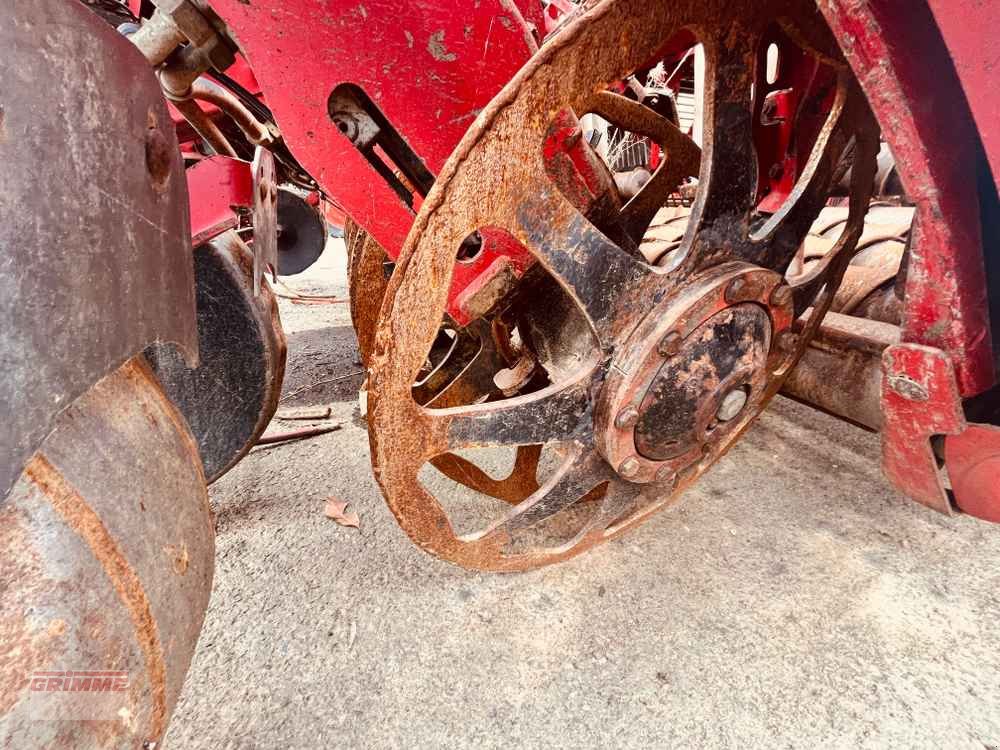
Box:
368;0;880;570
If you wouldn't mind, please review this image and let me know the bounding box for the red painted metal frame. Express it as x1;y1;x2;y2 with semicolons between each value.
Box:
754;30;836;213
881;344;964;515
819;0;999;521
881;344;1000;522
208;0;545;319
820;0;994;398
186;155;253;246
926;0;1000;189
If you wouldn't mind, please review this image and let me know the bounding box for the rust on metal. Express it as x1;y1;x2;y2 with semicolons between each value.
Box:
366;0;878;570
783;311;900;430
1;0;197;502
0;360;213;747
24;453;169;741
347;218;543;505
252;146;279;295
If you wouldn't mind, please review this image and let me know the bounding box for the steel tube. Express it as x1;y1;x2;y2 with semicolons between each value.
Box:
781;312;901;431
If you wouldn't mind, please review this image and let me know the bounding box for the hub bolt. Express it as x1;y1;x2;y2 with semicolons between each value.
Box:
658;331;682;357
770;284;793;307
725;277;747;303
618;456;641;479
716;387;749;422
615;406;639;430
655;464;676;485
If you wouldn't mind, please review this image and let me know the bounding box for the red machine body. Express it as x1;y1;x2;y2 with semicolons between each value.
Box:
9;2;1000;743
149;0;1000;517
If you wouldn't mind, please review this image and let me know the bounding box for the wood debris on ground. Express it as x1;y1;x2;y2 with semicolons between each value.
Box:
324;497;360;528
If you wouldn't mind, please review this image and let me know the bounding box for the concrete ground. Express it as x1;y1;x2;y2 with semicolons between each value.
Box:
165;239;1000;749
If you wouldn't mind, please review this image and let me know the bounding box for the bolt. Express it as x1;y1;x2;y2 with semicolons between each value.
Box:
618;456;641;479
725;277;747;303
614;406;639;430
770;284;793;307
332;114;359;142
658;331;682;357
655;464;676;485
716;387;749;422
888;375;929;402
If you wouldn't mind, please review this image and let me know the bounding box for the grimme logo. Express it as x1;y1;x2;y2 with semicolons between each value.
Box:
28;671;129;693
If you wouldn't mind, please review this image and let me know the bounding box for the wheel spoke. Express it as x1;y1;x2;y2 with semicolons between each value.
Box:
429;445;541;504
687;27;759;238
514;180;652;345
428;356;598;453
747;72;856;272
578;473;646;538
467;445;610;541
584;91;702;243
790;124;880;315
412;329;475;405
421;323;503;408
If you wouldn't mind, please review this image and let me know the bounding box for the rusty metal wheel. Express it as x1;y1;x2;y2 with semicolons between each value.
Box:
345;217;390;372
0;358;214;747
367;0;881;570
347;217;543;504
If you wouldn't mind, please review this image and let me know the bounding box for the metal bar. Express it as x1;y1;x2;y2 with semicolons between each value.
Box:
782;311;900;430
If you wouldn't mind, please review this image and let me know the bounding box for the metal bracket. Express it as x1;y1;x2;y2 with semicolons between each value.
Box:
251;146;279;296
1;0;197;501
881;344;965;515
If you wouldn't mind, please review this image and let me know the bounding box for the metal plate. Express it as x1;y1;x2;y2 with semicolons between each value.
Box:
881;343;965;515
0;0;197;501
187;155;254;246
0;359;213;747
251;146;278;294
146;232;286;483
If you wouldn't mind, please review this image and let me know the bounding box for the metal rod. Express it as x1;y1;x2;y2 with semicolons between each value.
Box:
781;311;900;430
172;98;238;158
190;78;273;146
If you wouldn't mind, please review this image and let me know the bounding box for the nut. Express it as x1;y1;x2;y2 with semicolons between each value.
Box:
658;331;682;357
618;457;641;479
716;387;748;422
614;406;639;430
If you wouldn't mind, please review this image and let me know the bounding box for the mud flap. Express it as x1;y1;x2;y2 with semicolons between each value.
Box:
0;0;197;501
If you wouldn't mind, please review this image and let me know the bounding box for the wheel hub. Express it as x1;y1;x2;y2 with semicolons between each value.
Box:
595;264;794;483
365;0;880;570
